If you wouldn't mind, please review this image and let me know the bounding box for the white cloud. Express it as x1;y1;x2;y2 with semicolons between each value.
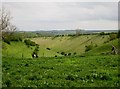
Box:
2;2;118;31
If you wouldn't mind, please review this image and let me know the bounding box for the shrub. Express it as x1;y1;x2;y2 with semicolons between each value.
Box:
68;53;71;56
64;54;67;56
95;44;98;47
99;32;105;35
104;40;109;44
55;35;59;37
117;30;120;38
85;44;93;52
10;35;23;42
109;33;117;41
24;39;36;46
68;34;76;37
61;52;65;55
36;45;39;49
3;38;10;44
27;45;30;48
99;32;109;35
35;47;39;52
36;44;39;47
73;52;77;55
46;48;51;50
3;32;23;44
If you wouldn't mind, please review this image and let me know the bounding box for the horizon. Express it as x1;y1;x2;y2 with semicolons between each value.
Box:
16;29;118;32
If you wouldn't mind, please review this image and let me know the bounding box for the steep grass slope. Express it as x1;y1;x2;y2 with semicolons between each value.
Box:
31;35;110;55
85;39;118;56
2;42;34;58
2;41;60;58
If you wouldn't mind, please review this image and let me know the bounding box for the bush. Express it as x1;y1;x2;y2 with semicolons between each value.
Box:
117;30;120;38
68;53;71;56
73;52;77;55
36;45;39;49
35;47;39;52
10;35;23;42
2;32;23;44
85;44;93;52
64;54;67;56
109;33;117;41
55;55;57;57
95;44;98;47
99;32;109;35
46;48;51;50
61;52;65;55
99;32;105;35
3;38;10;44
24;39;36;46
68;34;76;37
36;44;39;47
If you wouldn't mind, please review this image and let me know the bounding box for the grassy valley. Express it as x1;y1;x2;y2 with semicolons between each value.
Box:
31;35;110;56
1;2;119;88
2;33;118;58
2;32;119;87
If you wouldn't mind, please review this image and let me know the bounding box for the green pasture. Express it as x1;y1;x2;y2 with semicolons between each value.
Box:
2;55;119;87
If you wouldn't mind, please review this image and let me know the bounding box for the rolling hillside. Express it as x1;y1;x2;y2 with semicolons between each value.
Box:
31;35;111;55
2;34;118;58
2;41;60;58
85;39;118;56
2;34;119;87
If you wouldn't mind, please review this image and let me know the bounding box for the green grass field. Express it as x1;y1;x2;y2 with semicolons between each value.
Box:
2;34;119;87
2;55;119;87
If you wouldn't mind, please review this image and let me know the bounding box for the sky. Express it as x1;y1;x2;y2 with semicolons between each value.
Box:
1;1;118;31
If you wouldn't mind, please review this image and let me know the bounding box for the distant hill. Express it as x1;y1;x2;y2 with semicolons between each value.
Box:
19;29;118;37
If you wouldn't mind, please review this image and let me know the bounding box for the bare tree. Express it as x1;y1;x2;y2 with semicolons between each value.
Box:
0;7;17;41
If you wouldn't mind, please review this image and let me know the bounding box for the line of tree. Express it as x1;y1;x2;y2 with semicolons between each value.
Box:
24;39;36;46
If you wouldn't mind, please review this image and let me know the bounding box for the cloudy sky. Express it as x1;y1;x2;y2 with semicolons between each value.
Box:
2;2;118;31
